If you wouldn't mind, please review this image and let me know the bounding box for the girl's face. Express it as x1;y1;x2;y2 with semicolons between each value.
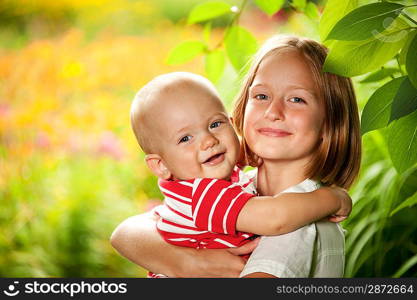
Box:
243;49;324;165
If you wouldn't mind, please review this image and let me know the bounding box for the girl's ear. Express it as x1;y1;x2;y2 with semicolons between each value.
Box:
145;154;172;180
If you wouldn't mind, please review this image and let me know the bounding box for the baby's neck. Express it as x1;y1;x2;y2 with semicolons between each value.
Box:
256;159;309;196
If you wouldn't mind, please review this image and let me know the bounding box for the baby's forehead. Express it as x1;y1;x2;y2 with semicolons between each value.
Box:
154;75;215;96
153;72;208;87
150;78;223;107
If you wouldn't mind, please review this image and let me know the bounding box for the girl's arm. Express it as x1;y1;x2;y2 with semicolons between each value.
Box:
236;187;351;236
110;211;259;277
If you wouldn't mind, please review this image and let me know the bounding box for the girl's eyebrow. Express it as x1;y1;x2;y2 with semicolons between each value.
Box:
286;84;317;98
249;83;267;89
250;83;317;97
248;84;269;93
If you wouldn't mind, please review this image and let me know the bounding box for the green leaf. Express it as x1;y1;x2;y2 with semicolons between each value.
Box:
392;254;417;278
319;0;358;42
361;76;405;135
406;33;417;89
345;223;378;277
390;191;417;216
205;49;225;83
225;26;258;73
323;18;409;77
387;109;417;174
389;77;417;123
187;1;232;24
203;22;212;44
292;0;306;11
305;2;319;21
359;68;399;83
254;0;284;16
399;31;417;65
166;41;206;65
326;2;404;41
398;166;417;200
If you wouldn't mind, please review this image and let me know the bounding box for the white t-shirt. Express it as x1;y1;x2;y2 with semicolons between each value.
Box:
240;172;346;277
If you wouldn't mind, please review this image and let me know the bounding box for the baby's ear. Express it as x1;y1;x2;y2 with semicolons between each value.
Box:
145;154;172;180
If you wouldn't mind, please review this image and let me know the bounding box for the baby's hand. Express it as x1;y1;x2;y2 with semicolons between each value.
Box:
327;186;352;223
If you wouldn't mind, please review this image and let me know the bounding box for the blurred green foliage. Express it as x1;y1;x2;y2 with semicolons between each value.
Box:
0;0;416;277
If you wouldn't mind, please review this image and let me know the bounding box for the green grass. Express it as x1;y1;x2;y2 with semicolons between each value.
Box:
0;153;156;277
344;131;417;277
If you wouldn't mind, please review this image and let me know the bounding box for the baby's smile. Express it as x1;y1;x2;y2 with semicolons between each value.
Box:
202;152;226;166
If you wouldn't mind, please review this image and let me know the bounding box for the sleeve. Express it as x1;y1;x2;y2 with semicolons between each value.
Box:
240;224;317;277
191;178;254;235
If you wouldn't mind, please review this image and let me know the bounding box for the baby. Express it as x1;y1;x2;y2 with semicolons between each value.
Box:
130;72;350;262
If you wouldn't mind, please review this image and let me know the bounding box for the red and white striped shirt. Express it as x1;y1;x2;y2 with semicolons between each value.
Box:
154;166;257;249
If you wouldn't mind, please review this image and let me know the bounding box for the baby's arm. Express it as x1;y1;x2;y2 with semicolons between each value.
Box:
236;187;351;236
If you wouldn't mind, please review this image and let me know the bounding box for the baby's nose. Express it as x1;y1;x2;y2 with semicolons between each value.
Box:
201;133;219;150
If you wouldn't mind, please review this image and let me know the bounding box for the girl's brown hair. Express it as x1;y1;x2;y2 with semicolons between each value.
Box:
232;35;361;189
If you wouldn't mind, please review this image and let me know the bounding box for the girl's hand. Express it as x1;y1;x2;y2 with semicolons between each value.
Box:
111;211;259;278
327;187;351;222
227;237;260;257
191;237;260;278
327;215;348;222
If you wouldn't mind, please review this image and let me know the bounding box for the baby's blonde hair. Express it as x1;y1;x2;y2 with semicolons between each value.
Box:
130;72;222;153
232;35;361;189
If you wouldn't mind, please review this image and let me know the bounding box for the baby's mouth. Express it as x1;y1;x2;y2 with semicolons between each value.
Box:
203;152;226;165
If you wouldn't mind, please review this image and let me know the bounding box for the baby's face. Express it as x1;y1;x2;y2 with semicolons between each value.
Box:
151;85;240;181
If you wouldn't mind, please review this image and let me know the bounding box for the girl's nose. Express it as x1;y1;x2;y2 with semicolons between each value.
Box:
200;133;219;150
264;100;285;121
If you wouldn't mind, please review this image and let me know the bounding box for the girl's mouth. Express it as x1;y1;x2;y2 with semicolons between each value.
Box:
258;128;292;137
203;152;225;165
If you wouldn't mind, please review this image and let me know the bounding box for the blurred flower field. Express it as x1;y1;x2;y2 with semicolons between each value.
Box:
1;0;416;277
0;0;212;277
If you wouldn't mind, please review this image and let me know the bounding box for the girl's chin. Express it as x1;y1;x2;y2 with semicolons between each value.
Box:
251;146;306;161
249;143;288;157
251;150;290;161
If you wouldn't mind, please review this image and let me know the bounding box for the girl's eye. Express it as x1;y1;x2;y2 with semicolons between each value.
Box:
178;135;191;144
289;97;305;104
210;121;222;129
254;94;269;100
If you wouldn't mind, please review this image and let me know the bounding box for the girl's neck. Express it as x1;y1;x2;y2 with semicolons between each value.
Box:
256;159;309;196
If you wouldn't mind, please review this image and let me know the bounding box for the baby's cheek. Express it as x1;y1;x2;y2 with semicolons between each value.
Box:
177;154;198;176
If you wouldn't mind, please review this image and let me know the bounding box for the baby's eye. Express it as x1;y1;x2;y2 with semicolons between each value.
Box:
254;94;269;100
210;121;222;129
289;97;305;104
178;135;191;144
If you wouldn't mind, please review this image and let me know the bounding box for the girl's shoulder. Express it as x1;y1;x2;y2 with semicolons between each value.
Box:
282;178;321;194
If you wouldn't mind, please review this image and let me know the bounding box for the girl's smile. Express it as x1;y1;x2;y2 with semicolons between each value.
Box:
257;128;292;137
